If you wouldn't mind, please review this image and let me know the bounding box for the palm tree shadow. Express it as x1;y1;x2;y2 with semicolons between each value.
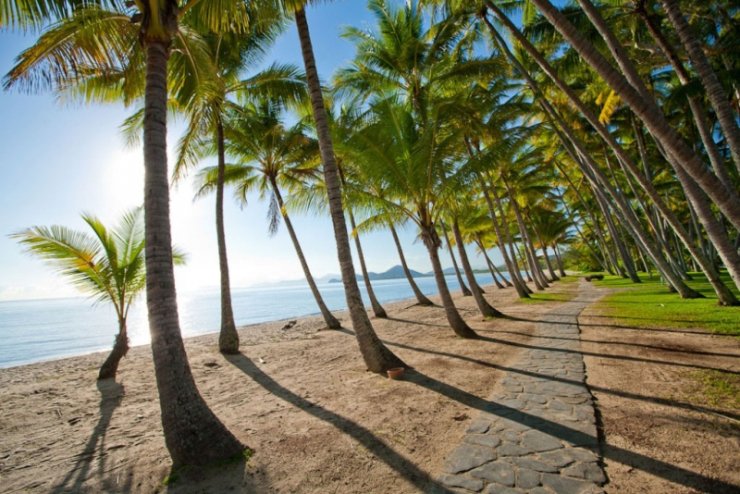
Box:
224;353;454;494
403;369;739;493
386;316;449;328
51;380;125;493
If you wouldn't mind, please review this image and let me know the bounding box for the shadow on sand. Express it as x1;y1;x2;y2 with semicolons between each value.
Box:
224;352;454;494
402;369;739;493
51;380;132;493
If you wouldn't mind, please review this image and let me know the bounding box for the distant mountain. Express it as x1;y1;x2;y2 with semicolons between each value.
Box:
328;264;430;283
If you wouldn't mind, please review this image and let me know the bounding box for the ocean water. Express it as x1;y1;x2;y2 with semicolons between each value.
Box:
0;272;500;369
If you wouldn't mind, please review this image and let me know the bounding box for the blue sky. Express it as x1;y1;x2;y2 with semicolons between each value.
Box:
0;1;501;301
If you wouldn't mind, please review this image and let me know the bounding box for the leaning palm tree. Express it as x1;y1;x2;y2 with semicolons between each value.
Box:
195;101;342;330
3;0;250;467
12;208;185;380
346;97;478;338
289;0;406;373
170;25;305;354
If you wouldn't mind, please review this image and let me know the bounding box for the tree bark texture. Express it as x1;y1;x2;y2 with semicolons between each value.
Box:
216;119;239;354
295;8;404;372
269;177;342;327
421;225;478;338
143;40;243;467
348;210;388;318
389;224;434;305
452;219;503;318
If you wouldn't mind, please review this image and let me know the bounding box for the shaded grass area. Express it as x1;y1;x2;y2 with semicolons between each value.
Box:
592;272;740;336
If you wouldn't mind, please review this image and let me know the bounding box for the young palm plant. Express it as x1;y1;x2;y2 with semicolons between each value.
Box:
12;208;184;380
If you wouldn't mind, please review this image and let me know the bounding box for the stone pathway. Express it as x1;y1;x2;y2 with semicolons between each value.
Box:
438;282;606;494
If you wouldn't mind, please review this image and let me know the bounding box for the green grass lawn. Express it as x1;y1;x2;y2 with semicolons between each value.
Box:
592;272;740;336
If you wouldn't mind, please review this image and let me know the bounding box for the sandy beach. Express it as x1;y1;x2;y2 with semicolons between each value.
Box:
0;280;737;493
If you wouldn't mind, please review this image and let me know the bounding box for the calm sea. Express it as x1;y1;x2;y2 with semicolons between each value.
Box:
0;273;500;368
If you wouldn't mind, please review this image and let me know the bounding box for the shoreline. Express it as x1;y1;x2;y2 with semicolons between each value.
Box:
0;275;484;370
0;290;427;372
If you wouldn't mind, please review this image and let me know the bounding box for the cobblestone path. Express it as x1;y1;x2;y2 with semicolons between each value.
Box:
438;282;605;494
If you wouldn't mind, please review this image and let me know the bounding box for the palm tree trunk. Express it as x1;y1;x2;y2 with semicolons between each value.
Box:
348;210;387;318
215;119;239;354
389;223;434;305
504;186;548;290
483;182;532;296
421;225;478;338
295;8;404;372
528;0;740;230
658;0;740;169
98;317;128;380
490;257;512;286
485;3;738;298
452;219;503;318
637;3;734;189
269;177;341;328
475;237;507;288
481;186;529;296
143;38;243;467
556;189;610;272
593;188;641;282
542;100;702;298
440;221;472;296
541;244;558;282
553;243;567;277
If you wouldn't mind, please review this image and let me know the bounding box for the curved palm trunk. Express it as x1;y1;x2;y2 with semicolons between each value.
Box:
541;245;559;282
389;223;434;305
441;221;472;296
421;226;477;338
593;188;641;282
553;243;567;277
485;5;738;300
480;183;530;298
491;259;511;287
637;5;734;189
215;119;239;354
542;97;702;298
528;0;740;230
502;187;547;290
143;39;243;467
452;219;503;318
348;210;387;318
475;237;507;288
269;178;341;328
295;8;404;372
658;0;740;168
98;317;128;380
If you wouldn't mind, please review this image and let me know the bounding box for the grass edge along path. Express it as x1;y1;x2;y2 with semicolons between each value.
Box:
592;272;740;336
591;271;739;414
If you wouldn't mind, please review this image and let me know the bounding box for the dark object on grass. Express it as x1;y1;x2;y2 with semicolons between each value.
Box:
585;274;604;281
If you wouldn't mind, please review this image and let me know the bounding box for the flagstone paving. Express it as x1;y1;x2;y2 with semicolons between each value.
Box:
437;282;606;493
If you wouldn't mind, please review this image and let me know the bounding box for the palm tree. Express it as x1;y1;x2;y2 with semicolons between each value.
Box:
3;0;250;467
170;26;306;353
195;101;341;330
481;1;740;301
527;0;740;231
12;208;176;380
345;97;478;338
291;2;405;372
440;221;472;297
